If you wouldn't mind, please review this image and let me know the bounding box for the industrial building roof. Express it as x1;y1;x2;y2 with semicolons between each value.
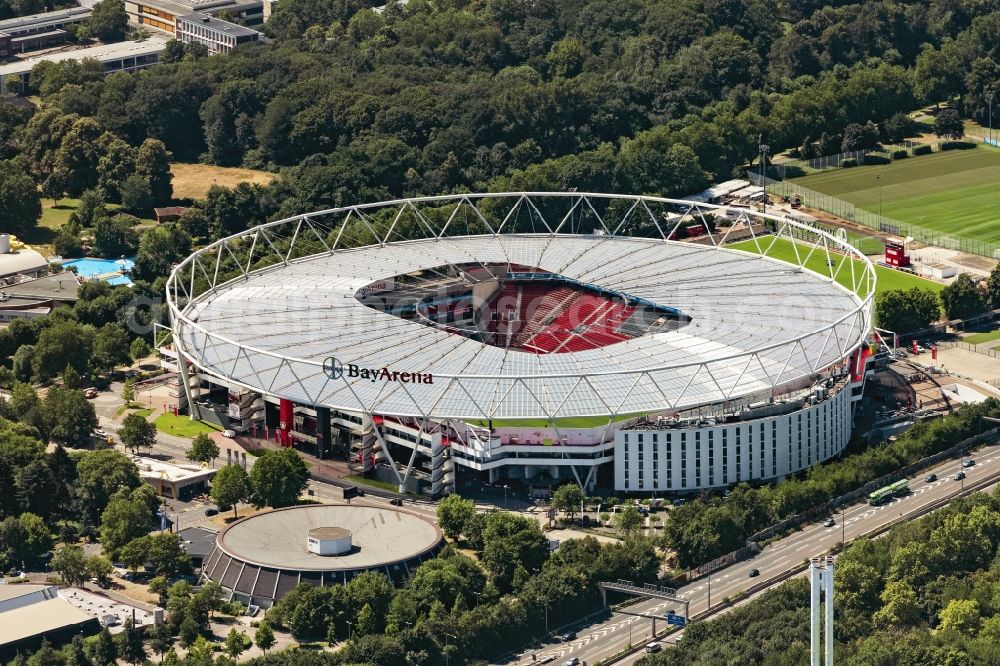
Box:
177;13;261;36
5;273;80;301
0;596;94;646
0;6;90;33
0;249;47;278
0;585;48;604
134;457;215;483
0;37;169;77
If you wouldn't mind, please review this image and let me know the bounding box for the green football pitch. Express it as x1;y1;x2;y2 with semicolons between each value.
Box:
725;237;944;296
789;146;1000;243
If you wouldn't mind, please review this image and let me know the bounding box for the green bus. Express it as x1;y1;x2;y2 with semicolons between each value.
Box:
868;479;909;505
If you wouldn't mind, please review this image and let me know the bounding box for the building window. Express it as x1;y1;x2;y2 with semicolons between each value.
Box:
759;423;765;477
665;433;672;490
680;433;687;489
707;430;714;487
695;431;702;487
772;421;778;477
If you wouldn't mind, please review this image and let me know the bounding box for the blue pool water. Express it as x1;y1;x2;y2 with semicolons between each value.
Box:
61;257;135;285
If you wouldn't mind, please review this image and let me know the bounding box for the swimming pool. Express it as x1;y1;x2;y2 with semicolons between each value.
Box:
60;257;135;285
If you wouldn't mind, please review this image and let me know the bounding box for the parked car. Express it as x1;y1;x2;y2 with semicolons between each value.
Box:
84;388;98;399
924;473;937;483
749;568;760;578
92;428;108;438
962;459;976;468
645;642;662;654
823;518;835;527
559;631;576;642
204;507;218;516
563;658;580;666
390;498;404;506
222;429;236;438
954;471;966;481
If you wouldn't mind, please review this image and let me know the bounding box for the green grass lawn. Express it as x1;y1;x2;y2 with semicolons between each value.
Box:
788;146;1000;243
344;474;405;493
963;329;1000;345
726;237;944;296
34;198;157;250
153;413;223;438
113;401;149;418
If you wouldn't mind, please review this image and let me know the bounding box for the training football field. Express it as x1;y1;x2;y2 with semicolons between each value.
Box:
790;146;1000;243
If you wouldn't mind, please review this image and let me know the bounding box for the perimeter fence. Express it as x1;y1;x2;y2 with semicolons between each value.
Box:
750;172;1000;259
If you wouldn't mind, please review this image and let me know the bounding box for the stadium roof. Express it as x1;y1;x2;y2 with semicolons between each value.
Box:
170;193;874;421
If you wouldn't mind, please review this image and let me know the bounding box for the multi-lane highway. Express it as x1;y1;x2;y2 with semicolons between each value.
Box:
503;441;1000;666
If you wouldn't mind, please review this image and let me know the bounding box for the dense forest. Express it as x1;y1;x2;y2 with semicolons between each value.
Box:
1;0;998;244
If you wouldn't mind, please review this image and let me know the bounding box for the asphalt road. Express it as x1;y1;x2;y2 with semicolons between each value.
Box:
503;441;1000;666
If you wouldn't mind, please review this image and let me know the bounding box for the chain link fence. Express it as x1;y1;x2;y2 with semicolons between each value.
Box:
750;172;1000;259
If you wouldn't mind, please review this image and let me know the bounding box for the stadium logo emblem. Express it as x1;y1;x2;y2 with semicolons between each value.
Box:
323;357;344;380
324;356;433;385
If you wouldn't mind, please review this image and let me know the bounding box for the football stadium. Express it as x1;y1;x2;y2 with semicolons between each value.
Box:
165;193;876;495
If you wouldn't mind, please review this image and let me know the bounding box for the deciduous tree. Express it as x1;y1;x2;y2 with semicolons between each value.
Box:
210;464;251;519
119;412;156;454
435;494;475;541
249;448;309;508
940;273;986;320
254;620;276;653
934;108;964;139
52;545;89;585
551;484;585;521
88;0;128;42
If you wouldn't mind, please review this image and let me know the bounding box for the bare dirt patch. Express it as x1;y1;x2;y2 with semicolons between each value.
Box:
171;163;278;200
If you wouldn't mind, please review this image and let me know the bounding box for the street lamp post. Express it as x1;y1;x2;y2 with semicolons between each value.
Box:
444;633;456;666
346;621;352;642
877;173;882;221
841;504;846;545
707;576;711;610
503;484;509;510
988;92;995;146
758;137;769;214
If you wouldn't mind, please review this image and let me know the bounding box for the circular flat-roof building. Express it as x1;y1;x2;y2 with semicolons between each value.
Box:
201;504;444;607
167;193;875;497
